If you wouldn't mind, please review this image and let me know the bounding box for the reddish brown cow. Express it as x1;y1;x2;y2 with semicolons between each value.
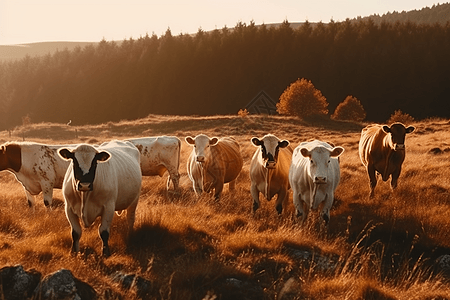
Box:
359;122;415;198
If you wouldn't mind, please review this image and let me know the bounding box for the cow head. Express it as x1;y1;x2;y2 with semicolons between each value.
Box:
382;123;415;151
0;144;21;172
185;134;219;163
300;145;344;184
59;145;110;192
252;135;289;169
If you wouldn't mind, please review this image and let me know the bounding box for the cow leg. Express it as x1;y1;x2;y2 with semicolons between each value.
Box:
126;200;139;234
213;183;224;200
66;206;82;253
293;192;308;223
171;172;181;191
99;207;114;257
41;185;53;207
192;179;203;197
228;179;236;191
250;182;260;212
24;189;35;208
275;189;288;215
391;168;401;191
321;193;332;226
367;164;377;198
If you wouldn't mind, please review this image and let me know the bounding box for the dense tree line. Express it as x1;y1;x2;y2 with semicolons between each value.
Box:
1;10;450;129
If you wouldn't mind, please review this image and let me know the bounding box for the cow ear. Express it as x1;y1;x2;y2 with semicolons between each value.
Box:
58;148;74;160
300;148;311;158
185;136;195;145
96;151;110;162
209;137;219;146
406;126;415;134
382;125;391;133
0;145;5;153
251;137;262;146
330;146;345;158
278;140;289;148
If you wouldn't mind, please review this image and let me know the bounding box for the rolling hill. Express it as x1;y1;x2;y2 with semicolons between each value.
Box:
0;41;95;62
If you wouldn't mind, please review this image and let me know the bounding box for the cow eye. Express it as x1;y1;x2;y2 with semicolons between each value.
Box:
328;160;331;164
310;159;314;164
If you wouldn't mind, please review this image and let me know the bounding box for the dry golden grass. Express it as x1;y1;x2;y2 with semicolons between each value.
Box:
1;115;450;299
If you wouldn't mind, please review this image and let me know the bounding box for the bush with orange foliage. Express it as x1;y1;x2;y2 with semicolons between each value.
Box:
331;95;366;122
387;109;415;125
276;78;328;119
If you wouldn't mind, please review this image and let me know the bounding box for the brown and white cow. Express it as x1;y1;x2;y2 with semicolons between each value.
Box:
58;140;142;256
359;122;415;198
127;136;181;191
185;134;243;200
250;134;292;214
0;142;71;208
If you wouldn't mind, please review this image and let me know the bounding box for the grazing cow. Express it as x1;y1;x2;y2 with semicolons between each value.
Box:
250;134;292;214
0;142;71;208
289;140;344;225
127;136;181;191
185;134;243;199
58;140;142;256
359;122;415;198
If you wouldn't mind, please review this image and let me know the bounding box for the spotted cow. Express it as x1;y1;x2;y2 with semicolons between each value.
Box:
0;142;72;208
127;136;181;191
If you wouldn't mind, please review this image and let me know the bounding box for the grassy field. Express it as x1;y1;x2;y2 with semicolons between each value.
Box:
1;114;450;299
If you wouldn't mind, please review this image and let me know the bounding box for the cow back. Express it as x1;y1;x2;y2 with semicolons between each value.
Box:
94;141;142;210
127;136;180;177
4;142;71;195
359;124;387;167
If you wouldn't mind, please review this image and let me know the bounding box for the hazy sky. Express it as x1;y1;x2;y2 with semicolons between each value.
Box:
0;0;441;45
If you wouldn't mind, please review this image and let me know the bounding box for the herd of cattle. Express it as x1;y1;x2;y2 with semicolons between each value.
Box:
0;122;414;256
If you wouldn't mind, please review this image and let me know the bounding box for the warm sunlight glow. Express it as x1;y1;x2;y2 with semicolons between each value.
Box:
0;0;441;45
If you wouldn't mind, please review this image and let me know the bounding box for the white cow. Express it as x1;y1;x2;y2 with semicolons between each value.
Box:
185;134;243;200
250;134;292;214
58;140;142;256
289;140;344;225
0;142;71;208
127;136;181;191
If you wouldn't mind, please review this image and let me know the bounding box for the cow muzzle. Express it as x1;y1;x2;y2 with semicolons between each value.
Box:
77;182;93;191
196;156;205;163
265;161;276;169
314;176;327;184
394;144;405;151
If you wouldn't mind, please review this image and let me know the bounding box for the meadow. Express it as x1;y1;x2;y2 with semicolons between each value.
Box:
0;114;450;299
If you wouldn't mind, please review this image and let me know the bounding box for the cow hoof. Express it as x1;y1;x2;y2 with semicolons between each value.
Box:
322;214;329;225
44;200;50;207
252;202;259;212
102;246;111;257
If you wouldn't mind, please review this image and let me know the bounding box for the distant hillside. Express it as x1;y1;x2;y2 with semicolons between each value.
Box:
0;41;95;62
357;2;450;25
1;3;448;63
